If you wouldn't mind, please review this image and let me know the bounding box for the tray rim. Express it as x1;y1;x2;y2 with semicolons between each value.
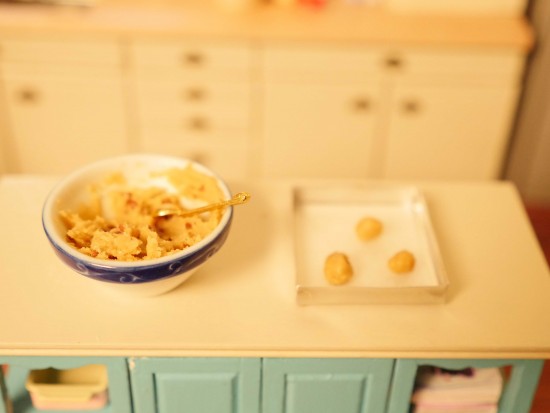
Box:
292;182;450;305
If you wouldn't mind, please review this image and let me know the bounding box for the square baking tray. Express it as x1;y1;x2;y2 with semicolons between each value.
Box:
293;183;449;305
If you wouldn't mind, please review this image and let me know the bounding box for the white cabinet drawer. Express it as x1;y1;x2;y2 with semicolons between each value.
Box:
263;46;383;83
388;48;525;80
0;38;121;66
139;115;249;143
130;41;252;81
386;0;526;16
135;81;251;123
263;45;523;85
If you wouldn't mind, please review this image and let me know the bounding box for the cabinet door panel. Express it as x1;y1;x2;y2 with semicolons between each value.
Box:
156;372;238;413
384;84;519;180
263;358;393;413
3;74;128;173
262;83;381;179
130;358;260;413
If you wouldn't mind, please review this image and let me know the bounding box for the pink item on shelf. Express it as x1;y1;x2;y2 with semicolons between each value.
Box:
414;402;498;413
29;390;108;411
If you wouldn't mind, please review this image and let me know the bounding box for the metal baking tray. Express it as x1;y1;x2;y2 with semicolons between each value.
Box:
293;183;449;305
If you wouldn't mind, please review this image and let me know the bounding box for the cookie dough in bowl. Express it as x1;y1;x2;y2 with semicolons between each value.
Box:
42;154;235;297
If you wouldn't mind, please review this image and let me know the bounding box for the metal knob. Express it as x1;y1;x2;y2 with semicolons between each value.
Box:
182;51;205;66
184;88;206;102
402;100;421;114
385;55;403;69
17;88;39;103
352;97;371;112
187;116;209;131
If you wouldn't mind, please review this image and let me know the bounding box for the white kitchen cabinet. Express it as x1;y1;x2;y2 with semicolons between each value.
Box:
380;48;524;180
129;40;255;180
383;82;519;180
260;46;385;179
259;45;524;180
0;31;528;181
262;82;382;179
0;38;129;174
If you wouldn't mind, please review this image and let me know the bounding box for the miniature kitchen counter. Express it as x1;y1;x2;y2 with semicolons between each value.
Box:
1;175;549;358
1;176;549;413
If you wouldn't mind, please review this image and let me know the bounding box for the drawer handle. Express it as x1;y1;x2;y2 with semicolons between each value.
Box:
402;100;421;114
352;97;371;112
184;88;206;102
183;52;205;66
16;88;40;103
187;117;209;131
385;56;403;69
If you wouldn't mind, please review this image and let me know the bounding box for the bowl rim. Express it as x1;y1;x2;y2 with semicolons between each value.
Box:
41;154;233;269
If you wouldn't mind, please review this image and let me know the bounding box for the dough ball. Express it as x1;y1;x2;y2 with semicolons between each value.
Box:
388;250;415;274
324;252;353;286
355;217;383;241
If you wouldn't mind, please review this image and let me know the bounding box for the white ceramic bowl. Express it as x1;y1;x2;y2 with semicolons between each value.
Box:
42;154;233;297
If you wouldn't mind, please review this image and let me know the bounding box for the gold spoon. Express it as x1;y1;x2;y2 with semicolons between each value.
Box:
155;192;251;218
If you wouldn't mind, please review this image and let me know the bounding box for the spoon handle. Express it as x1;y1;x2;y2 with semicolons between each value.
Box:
157;192;251;218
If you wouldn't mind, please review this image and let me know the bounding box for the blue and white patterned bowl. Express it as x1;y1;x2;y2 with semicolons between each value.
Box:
42;154;233;297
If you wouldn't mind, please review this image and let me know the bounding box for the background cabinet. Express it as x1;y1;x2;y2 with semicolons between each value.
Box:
0;35;527;181
259;44;525;180
260;46;384;179
383;82;519;179
0;38;129;174
262;82;382;179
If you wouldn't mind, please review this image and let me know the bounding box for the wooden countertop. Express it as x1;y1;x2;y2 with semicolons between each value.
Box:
0;1;534;50
0;176;549;358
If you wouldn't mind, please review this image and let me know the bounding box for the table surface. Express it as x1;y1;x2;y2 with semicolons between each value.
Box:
0;176;549;358
0;0;534;50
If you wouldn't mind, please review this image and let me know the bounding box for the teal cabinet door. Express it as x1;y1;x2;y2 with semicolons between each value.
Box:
262;358;394;413
130;358;261;413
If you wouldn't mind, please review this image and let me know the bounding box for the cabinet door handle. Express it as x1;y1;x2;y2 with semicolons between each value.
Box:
182;51;205;66
16;88;40;103
352;97;371;113
401;100;421;114
187;116;209;131
385;55;403;69
184;88;206;102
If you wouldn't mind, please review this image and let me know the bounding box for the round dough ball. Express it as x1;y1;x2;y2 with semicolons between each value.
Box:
324;252;353;286
388;250;415;274
355;217;383;241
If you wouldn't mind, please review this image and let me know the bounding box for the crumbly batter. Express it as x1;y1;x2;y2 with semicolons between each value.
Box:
388;250;416;274
324;252;354;286
355;216;383;241
60;166;225;261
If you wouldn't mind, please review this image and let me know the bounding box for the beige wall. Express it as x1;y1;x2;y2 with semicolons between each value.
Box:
505;0;550;204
